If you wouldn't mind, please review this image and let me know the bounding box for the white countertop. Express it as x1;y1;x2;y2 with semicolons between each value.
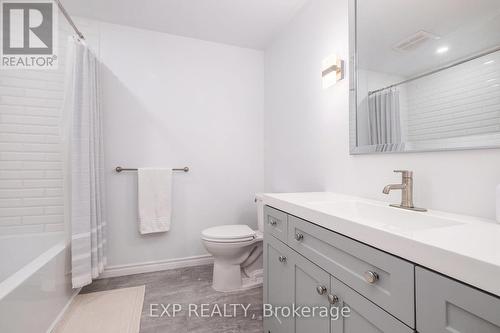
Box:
263;192;500;297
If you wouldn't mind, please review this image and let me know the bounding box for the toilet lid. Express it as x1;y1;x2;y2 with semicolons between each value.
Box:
202;225;256;241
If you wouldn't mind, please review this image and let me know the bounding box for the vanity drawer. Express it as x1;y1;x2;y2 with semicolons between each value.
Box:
288;215;415;328
416;267;500;333
264;206;288;242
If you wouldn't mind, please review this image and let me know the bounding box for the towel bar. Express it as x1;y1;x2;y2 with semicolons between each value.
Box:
115;166;189;173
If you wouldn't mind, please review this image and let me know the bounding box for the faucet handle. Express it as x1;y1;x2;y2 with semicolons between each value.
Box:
394;170;413;178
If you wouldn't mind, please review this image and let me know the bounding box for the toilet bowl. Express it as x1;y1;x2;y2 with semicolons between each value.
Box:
201;195;264;292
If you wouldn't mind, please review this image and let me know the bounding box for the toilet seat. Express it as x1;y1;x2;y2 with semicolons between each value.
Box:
202;225;256;243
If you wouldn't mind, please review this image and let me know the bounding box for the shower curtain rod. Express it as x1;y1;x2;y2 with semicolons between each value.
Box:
54;0;85;40
368;45;500;96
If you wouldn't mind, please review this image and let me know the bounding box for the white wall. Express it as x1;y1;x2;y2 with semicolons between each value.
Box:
264;0;500;220
96;23;264;267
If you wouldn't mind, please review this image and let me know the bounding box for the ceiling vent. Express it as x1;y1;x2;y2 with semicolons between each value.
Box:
393;30;440;52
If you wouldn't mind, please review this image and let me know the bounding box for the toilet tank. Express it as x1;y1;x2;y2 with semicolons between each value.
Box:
255;194;264;233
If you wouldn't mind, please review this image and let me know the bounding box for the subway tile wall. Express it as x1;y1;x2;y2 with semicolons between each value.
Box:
0;26;70;236
406;50;500;142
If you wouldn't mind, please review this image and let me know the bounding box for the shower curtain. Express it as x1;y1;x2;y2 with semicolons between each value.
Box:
368;89;403;152
65;37;106;288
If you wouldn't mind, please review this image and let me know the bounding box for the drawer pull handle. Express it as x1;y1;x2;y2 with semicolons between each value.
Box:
278;256;287;263
295;233;304;241
328;294;339;305
316;285;327;295
364;271;379;284
269;219;277;226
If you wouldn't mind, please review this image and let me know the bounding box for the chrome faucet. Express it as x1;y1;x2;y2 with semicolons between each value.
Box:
383;170;427;212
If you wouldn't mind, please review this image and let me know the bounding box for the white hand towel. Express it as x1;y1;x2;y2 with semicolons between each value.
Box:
138;168;172;234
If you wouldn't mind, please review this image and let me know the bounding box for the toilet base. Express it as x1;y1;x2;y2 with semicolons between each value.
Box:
212;263;263;292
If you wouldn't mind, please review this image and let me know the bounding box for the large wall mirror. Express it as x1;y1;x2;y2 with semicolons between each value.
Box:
349;0;500;154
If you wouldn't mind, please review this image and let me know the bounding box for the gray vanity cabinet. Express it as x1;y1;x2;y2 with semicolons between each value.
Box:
416;267;500;333
264;205;500;333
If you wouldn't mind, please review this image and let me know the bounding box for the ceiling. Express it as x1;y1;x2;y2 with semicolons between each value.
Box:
61;0;309;50
357;0;500;77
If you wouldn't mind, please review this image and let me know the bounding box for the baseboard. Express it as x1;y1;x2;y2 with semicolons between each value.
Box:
98;254;214;279
46;287;81;333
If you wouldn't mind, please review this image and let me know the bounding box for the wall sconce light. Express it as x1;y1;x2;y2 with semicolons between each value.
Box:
322;54;345;89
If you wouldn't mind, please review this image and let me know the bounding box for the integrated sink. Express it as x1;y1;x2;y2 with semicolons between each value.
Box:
306;200;465;232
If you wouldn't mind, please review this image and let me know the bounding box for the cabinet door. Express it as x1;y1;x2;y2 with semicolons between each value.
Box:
330;276;413;333
292;251;331;333
264;235;294;333
416;267;500;333
264;235;332;333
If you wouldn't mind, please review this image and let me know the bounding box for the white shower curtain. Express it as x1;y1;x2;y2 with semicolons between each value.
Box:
368;89;403;152
65;37;106;288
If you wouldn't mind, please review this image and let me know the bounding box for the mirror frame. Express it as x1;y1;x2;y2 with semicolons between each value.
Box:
348;0;500;155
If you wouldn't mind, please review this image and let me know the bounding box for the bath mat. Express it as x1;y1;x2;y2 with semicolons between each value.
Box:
54;285;145;333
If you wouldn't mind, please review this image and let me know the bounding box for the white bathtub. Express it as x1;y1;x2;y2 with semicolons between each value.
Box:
0;233;74;333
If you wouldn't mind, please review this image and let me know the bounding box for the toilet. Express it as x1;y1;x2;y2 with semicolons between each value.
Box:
201;195;264;292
